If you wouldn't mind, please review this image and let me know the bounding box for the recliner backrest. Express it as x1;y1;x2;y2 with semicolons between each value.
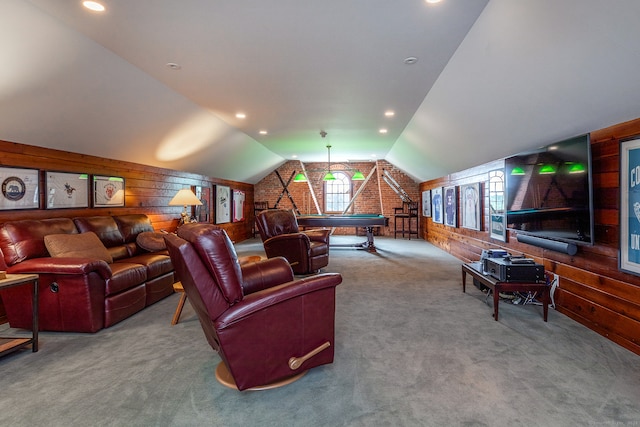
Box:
177;224;244;305
164;233;226;350
256;209;300;240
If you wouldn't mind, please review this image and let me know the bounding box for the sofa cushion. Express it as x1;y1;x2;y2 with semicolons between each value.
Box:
105;262;147;296
136;231;167;252
44;232;113;264
114;214;154;243
73;216;125;248
0;218;78;266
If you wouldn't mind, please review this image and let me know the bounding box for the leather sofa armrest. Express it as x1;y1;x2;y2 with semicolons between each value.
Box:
240;257;294;295
302;228;330;244
264;232;310;246
215;272;342;329
262;233;311;264
7;257;113;280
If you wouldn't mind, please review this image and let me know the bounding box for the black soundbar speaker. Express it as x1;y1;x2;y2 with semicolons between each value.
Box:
516;234;578;256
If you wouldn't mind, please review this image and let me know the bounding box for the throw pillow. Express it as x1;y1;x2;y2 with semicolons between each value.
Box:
136;231;167;252
44;232;113;264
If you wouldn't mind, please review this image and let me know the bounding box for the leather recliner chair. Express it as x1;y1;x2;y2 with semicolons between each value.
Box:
255;209;330;275
164;223;342;391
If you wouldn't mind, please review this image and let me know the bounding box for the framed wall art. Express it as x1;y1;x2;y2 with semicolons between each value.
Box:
192;185;211;223
488;169;507;241
0;167;40;210
431;187;443;224
215;184;231;224
460;182;481;231
620;137;640;275
444;186;457;227
422;189;431;217
233;189;246;222
93;175;125;207
46;171;89;209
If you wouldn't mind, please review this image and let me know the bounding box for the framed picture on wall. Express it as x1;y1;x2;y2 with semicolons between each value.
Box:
489;169;507;242
620;137;640;275
232;189;246;222
192;185;211;223
422;190;431;217
444;186;457;227
215;184;231;224
0;167;40;210
46;171;89;209
93;175;125;207
460;182;481;231
431;187;443;224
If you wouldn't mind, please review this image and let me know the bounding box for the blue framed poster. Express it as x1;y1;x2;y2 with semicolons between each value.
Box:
620;137;640;275
431;187;443;224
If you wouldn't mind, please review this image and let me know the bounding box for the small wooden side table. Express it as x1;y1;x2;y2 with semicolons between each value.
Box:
461;262;550;322
0;273;39;357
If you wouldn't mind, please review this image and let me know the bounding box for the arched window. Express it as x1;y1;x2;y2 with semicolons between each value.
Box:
324;172;352;213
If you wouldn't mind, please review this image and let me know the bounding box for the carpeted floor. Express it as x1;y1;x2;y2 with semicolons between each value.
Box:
1;236;639;426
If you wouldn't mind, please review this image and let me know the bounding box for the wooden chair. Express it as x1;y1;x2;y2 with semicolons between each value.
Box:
252;201;269;237
393;201;419;239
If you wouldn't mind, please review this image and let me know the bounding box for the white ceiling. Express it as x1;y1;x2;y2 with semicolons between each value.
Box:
1;0;640;184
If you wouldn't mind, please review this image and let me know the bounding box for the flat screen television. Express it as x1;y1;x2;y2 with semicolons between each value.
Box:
505;133;594;245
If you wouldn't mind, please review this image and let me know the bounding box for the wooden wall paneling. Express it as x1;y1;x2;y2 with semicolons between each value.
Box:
0;139;255;322
420;118;640;356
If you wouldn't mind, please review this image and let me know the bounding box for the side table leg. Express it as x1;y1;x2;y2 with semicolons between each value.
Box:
32;278;39;352
462;270;466;293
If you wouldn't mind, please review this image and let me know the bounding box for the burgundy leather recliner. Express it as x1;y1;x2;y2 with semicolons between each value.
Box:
255;209;330;275
164;223;342;391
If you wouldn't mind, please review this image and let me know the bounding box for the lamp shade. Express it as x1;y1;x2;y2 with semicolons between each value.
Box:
169;189;203;207
293;172;308;182
568;163;586;174
539;165;556;175
323;172;336;181
351;170;365;180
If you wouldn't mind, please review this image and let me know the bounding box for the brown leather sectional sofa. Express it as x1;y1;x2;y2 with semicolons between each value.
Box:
0;214;175;333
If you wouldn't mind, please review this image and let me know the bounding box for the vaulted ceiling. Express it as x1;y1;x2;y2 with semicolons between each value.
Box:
1;1;640;184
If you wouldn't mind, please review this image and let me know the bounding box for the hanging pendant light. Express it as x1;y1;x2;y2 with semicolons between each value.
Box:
351;170;365;180
321;131;335;181
293;172;308;182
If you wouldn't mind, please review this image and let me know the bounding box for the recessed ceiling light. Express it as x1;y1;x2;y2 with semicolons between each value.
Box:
404;57;418;65
83;1;105;12
425;0;442;4
379;128;388;134
384;110;395;117
166;62;181;70
292;154;298;159
259;130;268;135
235;113;246;119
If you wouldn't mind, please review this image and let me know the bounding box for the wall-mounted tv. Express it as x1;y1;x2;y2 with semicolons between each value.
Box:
505;134;594;245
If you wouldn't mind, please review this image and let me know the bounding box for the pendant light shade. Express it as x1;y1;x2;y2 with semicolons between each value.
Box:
293;172;308;182
323;172;336;181
351;170;365;180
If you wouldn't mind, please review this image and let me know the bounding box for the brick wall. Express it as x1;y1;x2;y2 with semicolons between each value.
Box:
254;159;420;236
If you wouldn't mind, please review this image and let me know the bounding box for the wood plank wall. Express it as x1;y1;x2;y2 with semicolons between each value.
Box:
0;139;254;322
420;118;640;356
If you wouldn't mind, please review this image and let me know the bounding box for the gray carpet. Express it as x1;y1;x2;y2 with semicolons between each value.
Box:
1;236;639;427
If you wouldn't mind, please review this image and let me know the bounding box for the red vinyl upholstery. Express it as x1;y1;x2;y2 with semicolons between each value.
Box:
255;209;330;275
165;223;342;391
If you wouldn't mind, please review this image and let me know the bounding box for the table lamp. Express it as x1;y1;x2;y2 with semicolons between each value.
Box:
169;189;203;225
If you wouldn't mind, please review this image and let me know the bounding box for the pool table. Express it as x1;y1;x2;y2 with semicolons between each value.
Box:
296;214;389;252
